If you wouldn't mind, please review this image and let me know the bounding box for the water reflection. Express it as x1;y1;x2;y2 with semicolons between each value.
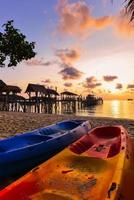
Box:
27;100;134;120
76;100;134;120
111;100;120;116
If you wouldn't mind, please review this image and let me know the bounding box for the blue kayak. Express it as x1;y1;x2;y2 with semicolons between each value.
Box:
0;120;91;178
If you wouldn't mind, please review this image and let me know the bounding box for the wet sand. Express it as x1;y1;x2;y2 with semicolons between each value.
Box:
0;111;134;139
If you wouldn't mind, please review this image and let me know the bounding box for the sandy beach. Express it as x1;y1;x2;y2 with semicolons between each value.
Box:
0;111;134;139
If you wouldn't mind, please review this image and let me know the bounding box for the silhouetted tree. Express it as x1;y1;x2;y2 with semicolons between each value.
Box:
112;0;134;21
125;0;134;21
0;20;36;67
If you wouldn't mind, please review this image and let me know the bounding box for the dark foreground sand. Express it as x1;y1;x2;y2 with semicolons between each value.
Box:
0;111;134;139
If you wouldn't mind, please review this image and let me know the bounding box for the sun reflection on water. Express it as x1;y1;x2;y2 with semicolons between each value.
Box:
111;100;120;116
76;100;134;119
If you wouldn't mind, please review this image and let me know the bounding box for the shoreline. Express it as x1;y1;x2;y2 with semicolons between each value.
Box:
0;111;134;139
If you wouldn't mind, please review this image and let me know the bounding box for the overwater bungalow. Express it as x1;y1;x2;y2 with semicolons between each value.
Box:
0;80;103;113
46;88;59;99
0;80;24;111
60;91;79;114
25;83;59;113
60;91;78;101
25;83;47;99
0;80;8;93
25;84;59;101
7;85;21;94
84;94;103;107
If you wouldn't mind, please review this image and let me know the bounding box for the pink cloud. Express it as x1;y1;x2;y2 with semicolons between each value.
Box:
56;0;112;37
56;1;134;37
82;76;102;89
25;58;52;66
116;83;123;89
103;75;118;82
127;84;134;89
41;79;51;84
64;82;72;87
55;48;80;64
59;64;84;80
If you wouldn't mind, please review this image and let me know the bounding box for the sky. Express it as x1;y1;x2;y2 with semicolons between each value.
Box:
0;0;134;99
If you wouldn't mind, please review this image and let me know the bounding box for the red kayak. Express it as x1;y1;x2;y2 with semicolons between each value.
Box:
69;125;126;158
0;125;134;200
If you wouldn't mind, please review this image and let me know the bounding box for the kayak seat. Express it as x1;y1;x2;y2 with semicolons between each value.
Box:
86;143;111;158
70;126;122;158
69;134;94;154
39;128;60;135
39;120;84;136
40;121;82;135
58;121;81;130
107;137;121;157
86;137;121;158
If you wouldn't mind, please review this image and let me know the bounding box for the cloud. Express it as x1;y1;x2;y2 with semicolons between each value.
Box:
25;58;52;66
82;76;102;88
41;79;51;84
56;0;112;37
116;83;123;89
55;48;80;64
56;1;134;38
64;82;72;87
129;89;134;93
127;84;134;89
59;64;84;80
103;75;118;82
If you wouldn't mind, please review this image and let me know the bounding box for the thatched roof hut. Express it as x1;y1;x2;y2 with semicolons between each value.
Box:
61;91;78;96
7;85;22;94
25;84;59;99
0;80;8;93
0;80;22;94
47;88;59;96
0;94;25;102
61;91;78;101
25;84;47;94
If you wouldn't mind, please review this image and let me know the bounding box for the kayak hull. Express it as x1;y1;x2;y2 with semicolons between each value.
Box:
0;120;91;178
0;125;134;200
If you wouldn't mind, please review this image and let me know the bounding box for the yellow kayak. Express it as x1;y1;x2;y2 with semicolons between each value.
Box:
0;125;134;200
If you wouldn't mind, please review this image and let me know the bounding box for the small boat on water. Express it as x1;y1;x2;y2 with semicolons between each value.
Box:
1;125;134;200
0;119;91;178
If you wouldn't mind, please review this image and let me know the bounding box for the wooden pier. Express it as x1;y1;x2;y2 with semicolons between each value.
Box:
0;80;103;114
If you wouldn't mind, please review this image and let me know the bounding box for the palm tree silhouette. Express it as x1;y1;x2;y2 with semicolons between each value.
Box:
126;0;134;21
112;0;134;21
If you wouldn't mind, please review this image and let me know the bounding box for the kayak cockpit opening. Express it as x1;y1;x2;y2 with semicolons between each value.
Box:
39;120;86;135
69;126;125;158
57;120;86;130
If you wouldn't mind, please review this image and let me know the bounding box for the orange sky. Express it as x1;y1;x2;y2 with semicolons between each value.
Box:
0;0;134;100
